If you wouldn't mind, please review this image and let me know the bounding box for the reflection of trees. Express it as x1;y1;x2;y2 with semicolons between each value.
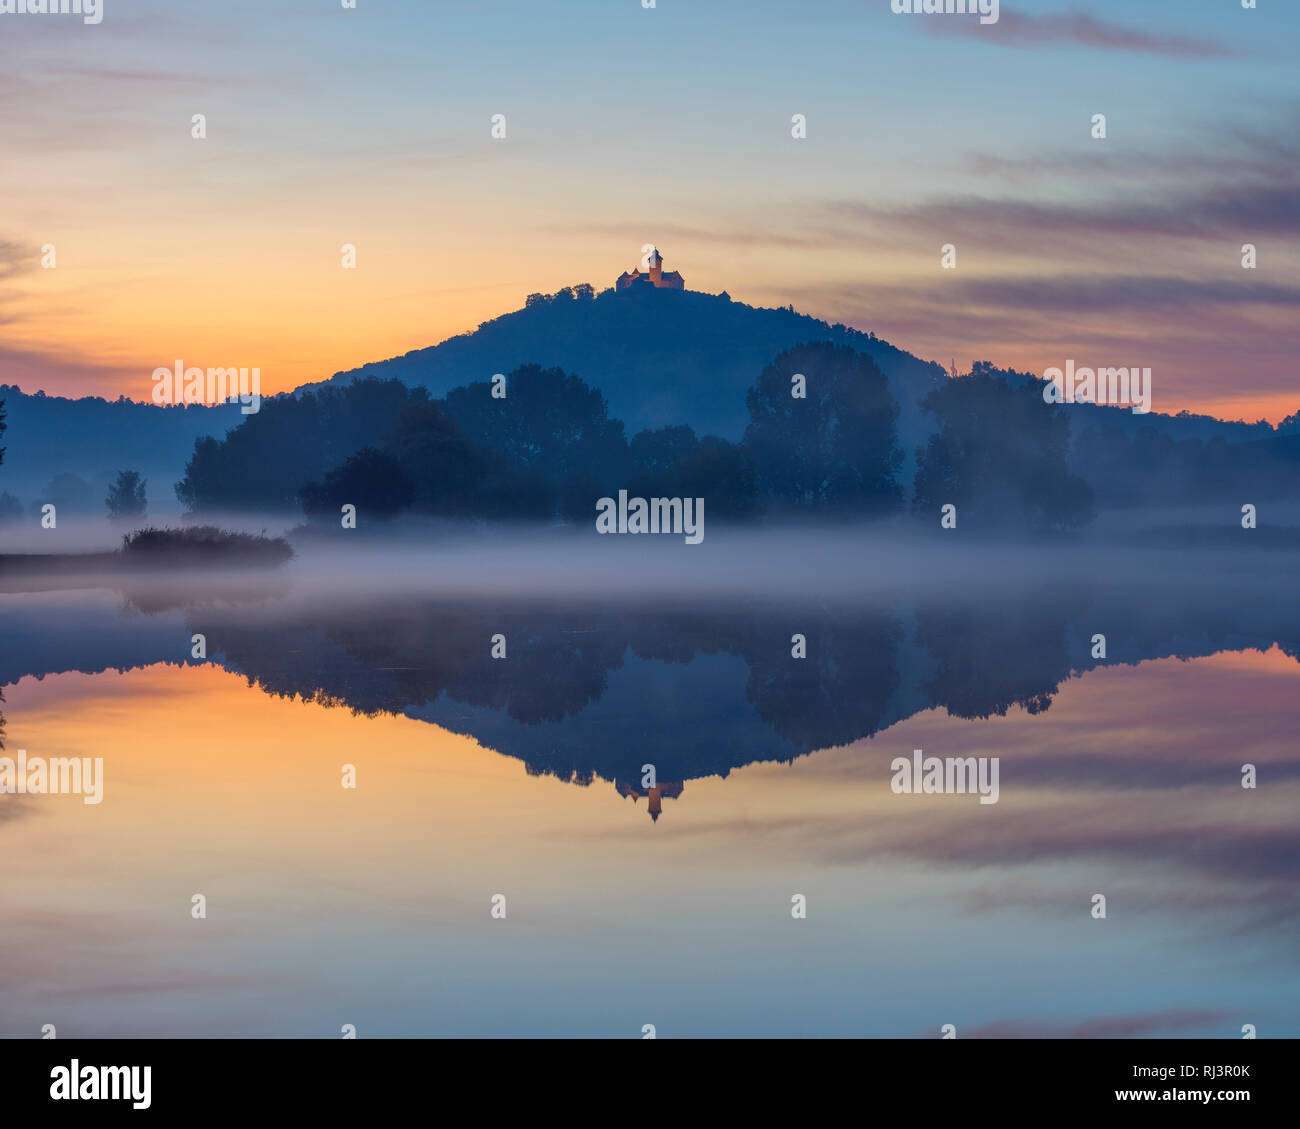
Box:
181;571;1298;785
207;598;907;769
119;575;291;615
213;602;630;725
740;608;902;749
618;604;903;750
443;613;629;724
224;594;1053;756
8;556;1300;788
916;590;1074;718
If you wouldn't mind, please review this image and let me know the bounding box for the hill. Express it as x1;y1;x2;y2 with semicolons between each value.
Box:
307;285;1276;462
312;286;947;452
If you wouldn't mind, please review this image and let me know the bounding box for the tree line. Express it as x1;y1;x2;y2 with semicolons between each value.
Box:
170;342;1101;530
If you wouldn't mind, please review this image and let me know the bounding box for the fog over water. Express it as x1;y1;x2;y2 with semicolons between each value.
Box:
6;510;1292;598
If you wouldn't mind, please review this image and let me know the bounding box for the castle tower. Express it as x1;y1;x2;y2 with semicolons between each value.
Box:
614;778;686;823
615;248;684;292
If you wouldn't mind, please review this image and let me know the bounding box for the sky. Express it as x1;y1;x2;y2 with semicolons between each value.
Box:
1;0;1297;422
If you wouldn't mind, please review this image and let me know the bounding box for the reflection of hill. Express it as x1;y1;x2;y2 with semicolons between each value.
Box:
4;568;1299;785
192;574;1300;782
207;600;905;780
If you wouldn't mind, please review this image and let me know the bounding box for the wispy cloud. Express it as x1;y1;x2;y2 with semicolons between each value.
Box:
0;344;138;395
575;175;1300;264
835;274;1300;315
0;238;37;283
47;66;222;86
924;10;1239;59
959;125;1300;188
825;182;1300;245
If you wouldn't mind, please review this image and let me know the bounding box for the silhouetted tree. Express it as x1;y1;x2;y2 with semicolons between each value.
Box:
36;472;96;515
913;365;1094;531
743;342;902;515
105;470;147;520
629;426;699;476
299;447;415;520
678;437;758;517
382;400;490;514
444;364;628;519
175;378;420;513
379;398;555;520
630;432;759;519
471;465;558;520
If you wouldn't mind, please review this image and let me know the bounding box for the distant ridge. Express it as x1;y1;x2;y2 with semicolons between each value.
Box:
0;386;241;503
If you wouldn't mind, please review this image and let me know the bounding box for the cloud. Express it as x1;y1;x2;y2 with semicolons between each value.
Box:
924;10;1239;59
0;238;37;283
827;274;1300;316
960;125;1300;188
543;220;831;253
0;344;138;396
577;173;1300;270
0;794;40;826
820;807;1300;886
825;182;1300;246
46;66;220;86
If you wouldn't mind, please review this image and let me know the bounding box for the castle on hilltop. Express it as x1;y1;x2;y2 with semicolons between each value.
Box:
616;247;685;292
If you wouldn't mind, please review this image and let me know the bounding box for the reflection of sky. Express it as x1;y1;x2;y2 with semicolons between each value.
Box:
2;0;1297;421
1;639;1296;1037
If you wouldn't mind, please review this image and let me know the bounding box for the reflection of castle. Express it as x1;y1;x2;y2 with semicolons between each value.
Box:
616;247;685;292
615;779;684;823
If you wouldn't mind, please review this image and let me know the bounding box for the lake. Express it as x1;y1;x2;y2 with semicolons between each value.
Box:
1;532;1296;1037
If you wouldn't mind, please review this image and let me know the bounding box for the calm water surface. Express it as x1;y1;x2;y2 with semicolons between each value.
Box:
2;552;1297;1037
